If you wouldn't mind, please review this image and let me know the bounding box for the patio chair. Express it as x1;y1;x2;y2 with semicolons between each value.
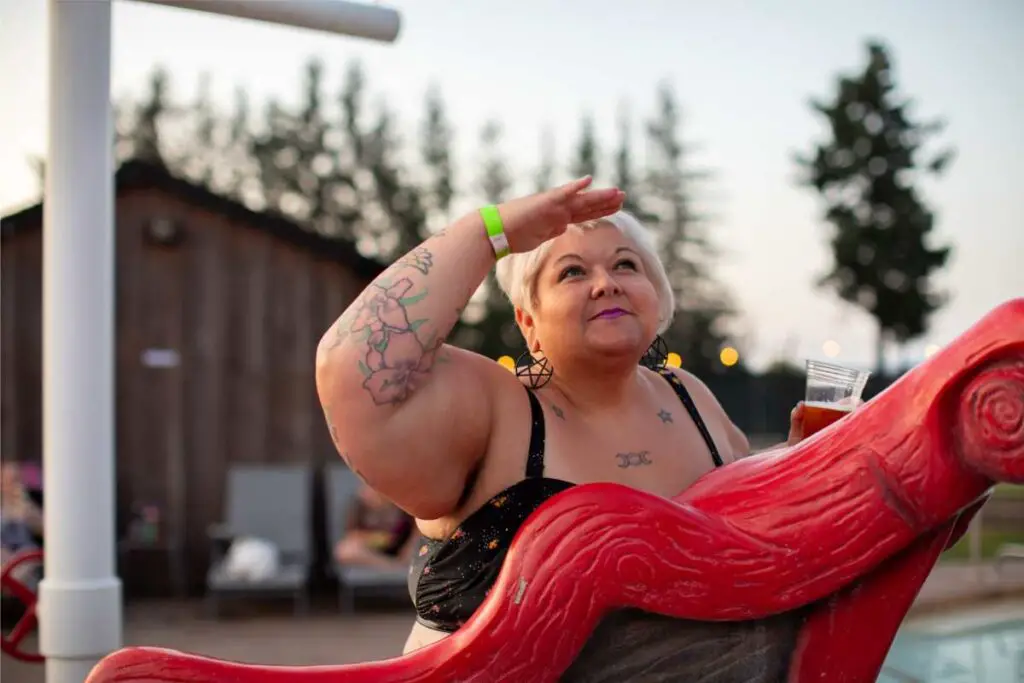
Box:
324;463;410;612
205;464;313;618
995;542;1024;573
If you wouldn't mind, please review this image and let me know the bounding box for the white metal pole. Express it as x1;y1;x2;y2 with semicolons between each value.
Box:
39;1;122;682
134;0;401;42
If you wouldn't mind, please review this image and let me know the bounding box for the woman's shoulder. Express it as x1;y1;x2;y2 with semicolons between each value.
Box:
657;365;713;399
658;366;749;454
444;345;518;381
452;346;535;399
658;366;730;419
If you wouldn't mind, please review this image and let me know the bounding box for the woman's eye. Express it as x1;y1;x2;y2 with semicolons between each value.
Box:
615;259;638;271
558;265;585;281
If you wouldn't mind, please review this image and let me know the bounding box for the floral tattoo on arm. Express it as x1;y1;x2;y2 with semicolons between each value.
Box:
331;245;443;406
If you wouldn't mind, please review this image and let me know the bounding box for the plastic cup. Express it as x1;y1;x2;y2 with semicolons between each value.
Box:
803;360;871;436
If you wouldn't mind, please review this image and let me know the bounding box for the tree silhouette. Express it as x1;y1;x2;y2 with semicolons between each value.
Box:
333;61;372;243
99;62;738;367
366;103;428;257
645;83;732;372
221;86;258;201
420;85;455;226
125;67;175;166
473;120;518;359
478;120;513;204
533;126;557;192
250;59;342;237
180;72;217;188
612;105;652;221
571;113;600;180
797;41;954;371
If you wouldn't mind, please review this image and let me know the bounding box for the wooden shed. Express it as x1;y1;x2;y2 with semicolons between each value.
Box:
1;160;382;593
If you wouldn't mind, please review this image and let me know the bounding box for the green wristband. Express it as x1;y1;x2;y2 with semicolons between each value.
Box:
480;205;510;259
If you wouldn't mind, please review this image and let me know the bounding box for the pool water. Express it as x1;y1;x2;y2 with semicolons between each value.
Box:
879;619;1023;682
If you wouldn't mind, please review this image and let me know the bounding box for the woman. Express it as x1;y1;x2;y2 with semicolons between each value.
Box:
315;178;806;653
334;482;415;569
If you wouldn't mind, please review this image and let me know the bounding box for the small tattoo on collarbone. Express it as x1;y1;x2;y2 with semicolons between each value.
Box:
657;409;673;424
616;450;653;468
551;404;565;420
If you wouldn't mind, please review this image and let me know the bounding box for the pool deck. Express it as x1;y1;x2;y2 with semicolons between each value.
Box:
911;559;1024;614
3;561;1022;682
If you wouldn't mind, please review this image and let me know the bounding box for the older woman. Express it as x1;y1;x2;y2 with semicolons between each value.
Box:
316;178;805;653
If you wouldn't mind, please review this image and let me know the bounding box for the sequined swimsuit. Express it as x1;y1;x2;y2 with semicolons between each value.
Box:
407;369;725;633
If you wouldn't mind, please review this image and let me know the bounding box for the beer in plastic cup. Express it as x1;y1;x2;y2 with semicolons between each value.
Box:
803;360;871;437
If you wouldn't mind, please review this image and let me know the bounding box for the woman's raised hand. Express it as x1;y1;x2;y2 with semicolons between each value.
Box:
497;177;626;254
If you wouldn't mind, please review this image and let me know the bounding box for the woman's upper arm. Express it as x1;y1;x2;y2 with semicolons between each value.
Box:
322;345;500;520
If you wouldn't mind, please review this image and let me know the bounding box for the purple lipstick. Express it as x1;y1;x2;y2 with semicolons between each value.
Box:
592;308;629;320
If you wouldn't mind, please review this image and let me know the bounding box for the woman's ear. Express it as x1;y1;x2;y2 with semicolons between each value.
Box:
514;307;539;352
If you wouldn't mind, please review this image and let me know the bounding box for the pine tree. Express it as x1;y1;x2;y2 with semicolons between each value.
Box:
571;113;599;180
479;120;513;204
534;126;557;192
366;103;427;258
180;72;218;188
223;86;257;201
645;83;732;372
128;67;173;166
332;60;370;242
612;105;651;220
290;58;336;237
420;85;455;228
251;58;362;241
472;120;518;358
251;96;292;215
797;41;954;372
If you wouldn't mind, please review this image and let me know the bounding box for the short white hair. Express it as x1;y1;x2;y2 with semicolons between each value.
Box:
494;211;675;334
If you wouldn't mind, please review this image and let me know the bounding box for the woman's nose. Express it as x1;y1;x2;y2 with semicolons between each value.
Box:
592;270;623;298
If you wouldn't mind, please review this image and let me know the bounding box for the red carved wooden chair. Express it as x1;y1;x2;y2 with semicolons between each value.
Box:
1;549;45;663
87;299;1024;683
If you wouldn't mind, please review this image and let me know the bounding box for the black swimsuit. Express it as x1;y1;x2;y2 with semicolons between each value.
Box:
407;369;725;633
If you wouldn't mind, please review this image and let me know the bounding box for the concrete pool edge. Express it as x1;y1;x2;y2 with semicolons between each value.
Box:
903;596;1024;636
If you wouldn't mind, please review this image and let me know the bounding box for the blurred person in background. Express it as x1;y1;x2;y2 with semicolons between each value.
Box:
1;462;43;580
335;482;415;569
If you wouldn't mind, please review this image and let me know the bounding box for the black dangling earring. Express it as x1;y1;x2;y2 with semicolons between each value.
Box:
640;335;669;371
515;350;554;389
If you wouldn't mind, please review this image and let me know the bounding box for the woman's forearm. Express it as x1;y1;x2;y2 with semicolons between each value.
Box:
316;211;495;412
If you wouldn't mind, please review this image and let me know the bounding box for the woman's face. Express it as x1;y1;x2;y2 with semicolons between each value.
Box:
518;223;660;366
